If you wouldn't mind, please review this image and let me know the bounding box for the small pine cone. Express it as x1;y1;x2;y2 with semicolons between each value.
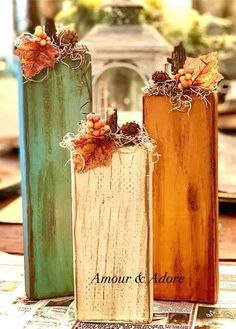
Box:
58;30;79;44
152;70;170;83
120;122;140;136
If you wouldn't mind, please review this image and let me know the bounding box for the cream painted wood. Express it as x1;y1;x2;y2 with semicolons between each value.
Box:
72;146;153;323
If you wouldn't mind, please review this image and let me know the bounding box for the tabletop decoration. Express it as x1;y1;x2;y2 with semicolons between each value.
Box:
15;22;89;82
143;43;222;304
144;45;223;113
61;110;157;323
15;19;92;300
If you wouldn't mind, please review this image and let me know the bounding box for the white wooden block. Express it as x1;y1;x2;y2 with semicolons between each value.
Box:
72;146;153;323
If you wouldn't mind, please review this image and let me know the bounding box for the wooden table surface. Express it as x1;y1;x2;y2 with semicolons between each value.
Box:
0;198;235;260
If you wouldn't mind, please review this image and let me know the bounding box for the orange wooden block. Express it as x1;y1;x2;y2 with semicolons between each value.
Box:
143;93;219;303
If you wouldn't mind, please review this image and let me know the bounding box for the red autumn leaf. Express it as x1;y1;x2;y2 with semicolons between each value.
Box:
184;52;224;89
73;136;117;172
15;38;58;79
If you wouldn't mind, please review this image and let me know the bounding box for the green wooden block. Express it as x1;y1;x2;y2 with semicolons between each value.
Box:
19;56;92;299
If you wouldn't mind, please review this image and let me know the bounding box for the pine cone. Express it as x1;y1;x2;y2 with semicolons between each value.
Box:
58;30;79;45
152;70;170;83
120;122;140;136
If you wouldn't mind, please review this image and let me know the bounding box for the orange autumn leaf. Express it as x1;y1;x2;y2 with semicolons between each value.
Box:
184;52;224;89
15;38;58;79
73;136;117;172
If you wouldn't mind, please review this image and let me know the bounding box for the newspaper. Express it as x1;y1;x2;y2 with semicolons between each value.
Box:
0;252;236;329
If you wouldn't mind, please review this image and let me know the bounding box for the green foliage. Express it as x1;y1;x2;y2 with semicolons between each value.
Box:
55;0;105;38
73;4;105;36
141;0;162;25
184;21;209;57
155;8;235;59
105;7;143;25
56;0;163;35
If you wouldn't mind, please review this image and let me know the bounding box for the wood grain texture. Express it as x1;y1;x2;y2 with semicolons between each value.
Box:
0;223;23;255
143;94;218;303
18;56;92;299
73;147;153;323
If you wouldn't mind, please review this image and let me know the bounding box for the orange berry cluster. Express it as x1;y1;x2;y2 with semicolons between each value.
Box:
86;114;110;137
175;68;194;89
34;26;51;47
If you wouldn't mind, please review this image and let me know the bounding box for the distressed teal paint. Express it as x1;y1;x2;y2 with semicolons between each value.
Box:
18;56;92;299
16;56;31;296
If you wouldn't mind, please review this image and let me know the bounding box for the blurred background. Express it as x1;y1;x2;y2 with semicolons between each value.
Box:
0;0;236;258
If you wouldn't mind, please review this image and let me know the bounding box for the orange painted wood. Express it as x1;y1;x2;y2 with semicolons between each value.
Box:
143;93;219;303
